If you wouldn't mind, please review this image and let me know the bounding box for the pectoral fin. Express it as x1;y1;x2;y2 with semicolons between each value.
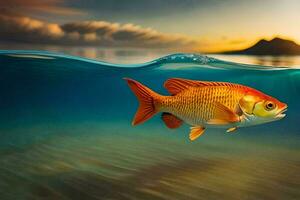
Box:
189;126;205;141
207;102;240;125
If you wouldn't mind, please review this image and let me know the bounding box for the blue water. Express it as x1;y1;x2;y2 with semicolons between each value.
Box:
0;50;299;199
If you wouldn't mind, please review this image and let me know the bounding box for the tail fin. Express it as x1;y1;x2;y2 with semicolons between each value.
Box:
124;78;160;125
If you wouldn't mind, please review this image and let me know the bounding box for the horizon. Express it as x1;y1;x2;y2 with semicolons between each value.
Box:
1;0;300;53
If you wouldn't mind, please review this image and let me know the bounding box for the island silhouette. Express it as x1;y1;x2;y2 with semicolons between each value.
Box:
222;37;300;55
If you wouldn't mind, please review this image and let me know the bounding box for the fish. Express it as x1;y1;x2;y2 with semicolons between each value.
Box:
124;78;287;141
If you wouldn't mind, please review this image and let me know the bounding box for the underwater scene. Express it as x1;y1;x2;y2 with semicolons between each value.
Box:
0;50;299;200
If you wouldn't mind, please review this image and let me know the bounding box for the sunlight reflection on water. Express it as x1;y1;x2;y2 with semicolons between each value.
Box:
1;44;300;67
42;47;300;67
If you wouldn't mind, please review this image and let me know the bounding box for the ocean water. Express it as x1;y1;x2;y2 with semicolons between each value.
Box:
0;50;299;200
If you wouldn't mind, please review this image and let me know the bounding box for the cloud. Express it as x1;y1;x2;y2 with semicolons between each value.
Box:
0;12;65;44
0;13;201;49
0;0;84;16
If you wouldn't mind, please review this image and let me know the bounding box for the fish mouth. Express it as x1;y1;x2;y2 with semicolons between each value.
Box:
276;105;288;119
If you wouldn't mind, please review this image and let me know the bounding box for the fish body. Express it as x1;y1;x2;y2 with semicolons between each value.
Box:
124;78;287;141
158;84;244;127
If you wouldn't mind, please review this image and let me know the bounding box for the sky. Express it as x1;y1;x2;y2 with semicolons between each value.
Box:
0;0;299;52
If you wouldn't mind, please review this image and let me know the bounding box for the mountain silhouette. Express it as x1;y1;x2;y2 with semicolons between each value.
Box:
222;37;300;55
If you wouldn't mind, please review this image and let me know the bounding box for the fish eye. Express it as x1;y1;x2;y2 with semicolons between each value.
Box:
265;101;275;111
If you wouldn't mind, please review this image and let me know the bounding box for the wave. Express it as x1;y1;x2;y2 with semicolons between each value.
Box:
0;50;297;71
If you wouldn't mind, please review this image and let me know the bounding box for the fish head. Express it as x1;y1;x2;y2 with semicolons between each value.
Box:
239;89;287;125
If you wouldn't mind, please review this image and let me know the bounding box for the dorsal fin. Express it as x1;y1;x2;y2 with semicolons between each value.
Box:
164;78;233;95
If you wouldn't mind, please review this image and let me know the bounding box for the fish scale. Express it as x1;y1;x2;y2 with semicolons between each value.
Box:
160;85;245;126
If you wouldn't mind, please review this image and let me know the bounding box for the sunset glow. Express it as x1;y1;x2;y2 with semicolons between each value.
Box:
0;0;299;52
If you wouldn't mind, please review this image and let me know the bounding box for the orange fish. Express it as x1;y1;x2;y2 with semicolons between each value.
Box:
124;78;287;141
